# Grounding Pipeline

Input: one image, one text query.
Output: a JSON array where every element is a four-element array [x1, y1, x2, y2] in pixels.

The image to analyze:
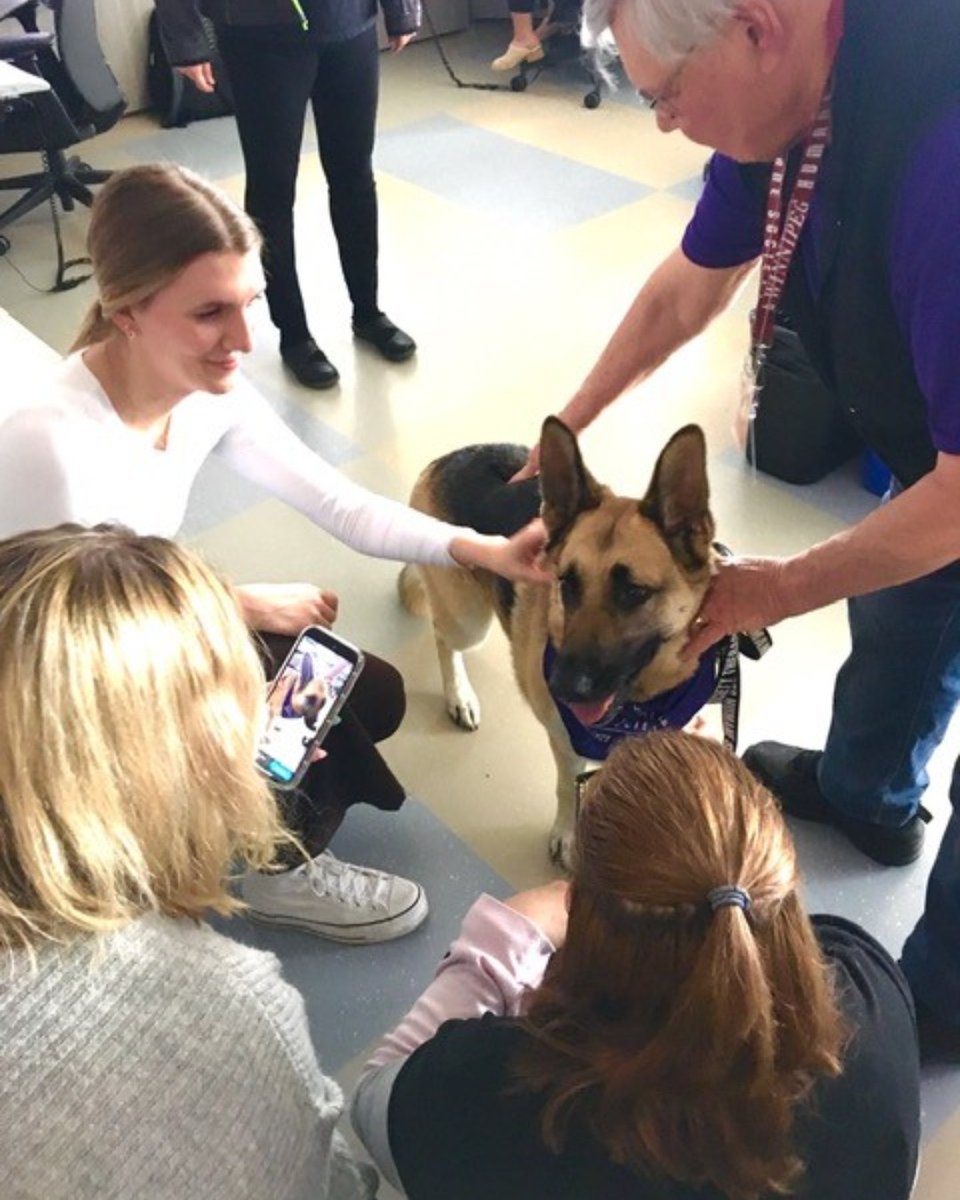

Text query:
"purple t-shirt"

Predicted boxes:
[[681, 103, 960, 454]]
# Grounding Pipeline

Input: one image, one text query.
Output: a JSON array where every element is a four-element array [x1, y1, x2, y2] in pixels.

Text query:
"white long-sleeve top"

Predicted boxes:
[[0, 354, 467, 562], [350, 895, 555, 1190]]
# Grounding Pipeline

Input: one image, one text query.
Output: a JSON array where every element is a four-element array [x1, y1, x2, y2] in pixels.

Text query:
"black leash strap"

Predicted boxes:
[[709, 543, 773, 751], [420, 0, 505, 92]]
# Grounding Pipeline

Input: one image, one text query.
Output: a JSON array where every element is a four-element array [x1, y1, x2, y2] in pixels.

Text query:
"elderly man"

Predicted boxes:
[[516, 0, 960, 1056]]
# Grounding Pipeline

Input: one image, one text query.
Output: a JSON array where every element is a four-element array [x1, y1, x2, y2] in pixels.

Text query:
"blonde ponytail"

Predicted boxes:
[[70, 299, 116, 353]]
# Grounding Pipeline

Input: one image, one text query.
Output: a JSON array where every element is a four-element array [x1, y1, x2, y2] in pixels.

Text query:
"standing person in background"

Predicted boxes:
[[155, 0, 419, 390], [352, 732, 920, 1200], [511, 0, 960, 1056], [0, 163, 549, 946], [0, 525, 376, 1200]]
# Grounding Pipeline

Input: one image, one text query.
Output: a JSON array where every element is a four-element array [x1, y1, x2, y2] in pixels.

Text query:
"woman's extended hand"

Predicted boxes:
[[450, 519, 552, 584], [175, 62, 216, 93], [388, 33, 416, 52], [237, 582, 339, 635], [503, 880, 571, 950]]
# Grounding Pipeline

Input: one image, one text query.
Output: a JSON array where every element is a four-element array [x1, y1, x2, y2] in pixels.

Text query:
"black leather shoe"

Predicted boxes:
[[913, 996, 960, 1064], [281, 338, 339, 389], [352, 312, 416, 363], [742, 741, 930, 867]]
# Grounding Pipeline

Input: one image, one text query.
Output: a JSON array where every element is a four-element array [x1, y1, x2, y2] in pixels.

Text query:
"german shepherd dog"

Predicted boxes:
[[399, 418, 717, 868]]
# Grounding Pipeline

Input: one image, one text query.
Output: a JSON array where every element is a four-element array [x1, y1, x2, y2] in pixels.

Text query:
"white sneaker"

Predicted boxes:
[[242, 851, 428, 944]]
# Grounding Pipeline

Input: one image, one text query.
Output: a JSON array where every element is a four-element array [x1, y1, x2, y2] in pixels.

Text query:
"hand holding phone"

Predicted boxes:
[[256, 626, 365, 789]]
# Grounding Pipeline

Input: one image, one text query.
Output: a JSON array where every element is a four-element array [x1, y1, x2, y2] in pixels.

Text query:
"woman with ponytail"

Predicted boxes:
[[352, 731, 921, 1200]]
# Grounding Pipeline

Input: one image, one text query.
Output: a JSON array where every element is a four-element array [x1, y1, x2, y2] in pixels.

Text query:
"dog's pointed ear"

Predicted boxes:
[[539, 417, 604, 540], [641, 425, 715, 569]]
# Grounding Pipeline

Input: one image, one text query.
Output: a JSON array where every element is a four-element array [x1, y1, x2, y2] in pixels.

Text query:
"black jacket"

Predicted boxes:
[[740, 0, 960, 487], [155, 0, 421, 63], [387, 918, 920, 1200]]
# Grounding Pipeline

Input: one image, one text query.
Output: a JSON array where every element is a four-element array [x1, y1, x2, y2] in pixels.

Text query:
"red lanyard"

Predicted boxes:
[[751, 0, 844, 354], [751, 94, 832, 354]]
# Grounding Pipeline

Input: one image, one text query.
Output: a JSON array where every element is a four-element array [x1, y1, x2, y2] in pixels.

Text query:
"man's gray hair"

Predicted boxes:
[[582, 0, 740, 63]]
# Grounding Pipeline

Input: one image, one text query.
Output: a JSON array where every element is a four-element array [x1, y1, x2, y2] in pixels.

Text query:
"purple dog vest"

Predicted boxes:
[[543, 642, 721, 761]]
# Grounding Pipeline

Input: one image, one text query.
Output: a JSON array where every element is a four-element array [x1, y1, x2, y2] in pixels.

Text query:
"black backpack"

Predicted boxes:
[[746, 318, 861, 485], [147, 11, 234, 128]]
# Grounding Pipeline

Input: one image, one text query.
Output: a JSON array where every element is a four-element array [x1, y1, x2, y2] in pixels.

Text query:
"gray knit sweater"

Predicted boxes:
[[0, 914, 378, 1200]]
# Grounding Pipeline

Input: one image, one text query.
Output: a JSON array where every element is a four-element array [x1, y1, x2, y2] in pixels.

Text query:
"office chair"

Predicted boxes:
[[0, 0, 125, 231], [508, 0, 602, 108]]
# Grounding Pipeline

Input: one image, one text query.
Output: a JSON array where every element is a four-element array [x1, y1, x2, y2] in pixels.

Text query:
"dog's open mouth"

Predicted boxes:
[[563, 695, 617, 726]]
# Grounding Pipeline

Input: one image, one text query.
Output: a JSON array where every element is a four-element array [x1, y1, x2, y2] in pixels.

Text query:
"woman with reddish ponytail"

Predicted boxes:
[[352, 731, 921, 1200]]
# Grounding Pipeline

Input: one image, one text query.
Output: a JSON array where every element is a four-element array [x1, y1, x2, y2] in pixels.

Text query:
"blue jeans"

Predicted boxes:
[[901, 762, 960, 1026], [817, 557, 960, 825], [816, 556, 960, 1027]]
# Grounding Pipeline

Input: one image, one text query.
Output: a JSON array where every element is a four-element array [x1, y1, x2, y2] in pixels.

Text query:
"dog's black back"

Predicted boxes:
[[432, 444, 541, 537]]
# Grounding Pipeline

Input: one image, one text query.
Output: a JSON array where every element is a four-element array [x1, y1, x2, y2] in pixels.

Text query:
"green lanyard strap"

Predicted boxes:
[[289, 0, 309, 30]]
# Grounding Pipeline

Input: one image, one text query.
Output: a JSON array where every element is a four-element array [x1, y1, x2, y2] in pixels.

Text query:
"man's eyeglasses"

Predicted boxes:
[[636, 56, 688, 112]]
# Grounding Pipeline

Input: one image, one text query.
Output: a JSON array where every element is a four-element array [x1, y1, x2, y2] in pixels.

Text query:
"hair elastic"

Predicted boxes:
[[706, 885, 751, 914]]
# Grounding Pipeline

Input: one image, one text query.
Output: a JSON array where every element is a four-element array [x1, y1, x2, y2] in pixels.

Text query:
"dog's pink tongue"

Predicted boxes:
[[565, 696, 615, 726]]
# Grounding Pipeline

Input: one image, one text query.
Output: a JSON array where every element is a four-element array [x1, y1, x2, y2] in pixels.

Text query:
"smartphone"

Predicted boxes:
[[256, 626, 365, 790]]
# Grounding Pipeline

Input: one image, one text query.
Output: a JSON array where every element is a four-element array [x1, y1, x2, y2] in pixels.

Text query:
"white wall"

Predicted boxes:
[[95, 0, 153, 112]]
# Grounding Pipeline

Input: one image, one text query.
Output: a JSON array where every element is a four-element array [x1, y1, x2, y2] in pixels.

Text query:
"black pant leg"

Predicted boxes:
[[311, 25, 381, 319], [217, 32, 316, 346], [258, 633, 407, 859]]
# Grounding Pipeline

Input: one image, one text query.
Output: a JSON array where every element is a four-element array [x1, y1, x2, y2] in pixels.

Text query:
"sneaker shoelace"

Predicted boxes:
[[306, 853, 391, 911]]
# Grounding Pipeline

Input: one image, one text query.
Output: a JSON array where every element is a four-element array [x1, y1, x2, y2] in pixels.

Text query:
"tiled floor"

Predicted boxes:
[[2, 20, 957, 1197]]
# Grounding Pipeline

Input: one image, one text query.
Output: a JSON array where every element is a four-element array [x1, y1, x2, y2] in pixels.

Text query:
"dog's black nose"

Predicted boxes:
[[549, 655, 618, 704], [549, 635, 664, 704]]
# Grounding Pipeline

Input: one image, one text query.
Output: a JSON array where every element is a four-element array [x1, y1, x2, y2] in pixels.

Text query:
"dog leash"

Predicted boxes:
[[421, 0, 505, 92], [710, 542, 772, 752]]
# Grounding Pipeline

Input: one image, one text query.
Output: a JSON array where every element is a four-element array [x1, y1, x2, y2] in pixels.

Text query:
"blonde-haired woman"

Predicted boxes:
[[353, 731, 920, 1200], [0, 162, 548, 945], [0, 525, 375, 1200]]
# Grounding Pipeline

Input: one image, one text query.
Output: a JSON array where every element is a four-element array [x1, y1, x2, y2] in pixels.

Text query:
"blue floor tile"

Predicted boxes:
[[120, 119, 244, 182], [375, 114, 651, 234]]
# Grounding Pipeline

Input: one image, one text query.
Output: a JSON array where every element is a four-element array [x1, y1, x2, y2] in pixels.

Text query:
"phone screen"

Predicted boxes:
[[256, 629, 361, 787]]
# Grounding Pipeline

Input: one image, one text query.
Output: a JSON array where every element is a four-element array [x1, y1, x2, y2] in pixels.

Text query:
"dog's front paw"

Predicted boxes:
[[446, 686, 481, 731], [548, 823, 576, 872]]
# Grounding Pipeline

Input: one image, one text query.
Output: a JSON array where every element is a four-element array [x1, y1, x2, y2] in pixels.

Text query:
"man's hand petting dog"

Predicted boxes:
[[510, 442, 542, 483], [503, 880, 570, 950], [237, 582, 340, 635], [684, 556, 792, 660], [450, 519, 552, 584]]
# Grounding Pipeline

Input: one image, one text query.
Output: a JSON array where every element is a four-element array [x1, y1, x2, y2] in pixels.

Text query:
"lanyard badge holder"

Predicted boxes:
[[739, 95, 833, 465]]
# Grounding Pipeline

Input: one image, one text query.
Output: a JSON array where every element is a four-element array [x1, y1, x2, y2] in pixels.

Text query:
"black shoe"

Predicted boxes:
[[913, 996, 960, 1065], [281, 338, 340, 389], [352, 312, 416, 363], [742, 741, 930, 867]]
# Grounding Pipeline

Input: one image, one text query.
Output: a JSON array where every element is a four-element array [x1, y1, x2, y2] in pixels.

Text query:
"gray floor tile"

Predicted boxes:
[[211, 797, 510, 1073]]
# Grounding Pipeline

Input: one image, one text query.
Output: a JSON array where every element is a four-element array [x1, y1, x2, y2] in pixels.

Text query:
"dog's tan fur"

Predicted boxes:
[[400, 420, 716, 867]]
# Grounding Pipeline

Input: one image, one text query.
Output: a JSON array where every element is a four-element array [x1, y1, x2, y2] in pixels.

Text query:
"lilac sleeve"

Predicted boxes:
[[361, 894, 553, 1072], [681, 153, 765, 269], [889, 103, 960, 456], [350, 895, 554, 1188]]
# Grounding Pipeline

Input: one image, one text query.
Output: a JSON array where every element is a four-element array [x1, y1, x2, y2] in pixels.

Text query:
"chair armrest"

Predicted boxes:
[[0, 32, 53, 60]]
